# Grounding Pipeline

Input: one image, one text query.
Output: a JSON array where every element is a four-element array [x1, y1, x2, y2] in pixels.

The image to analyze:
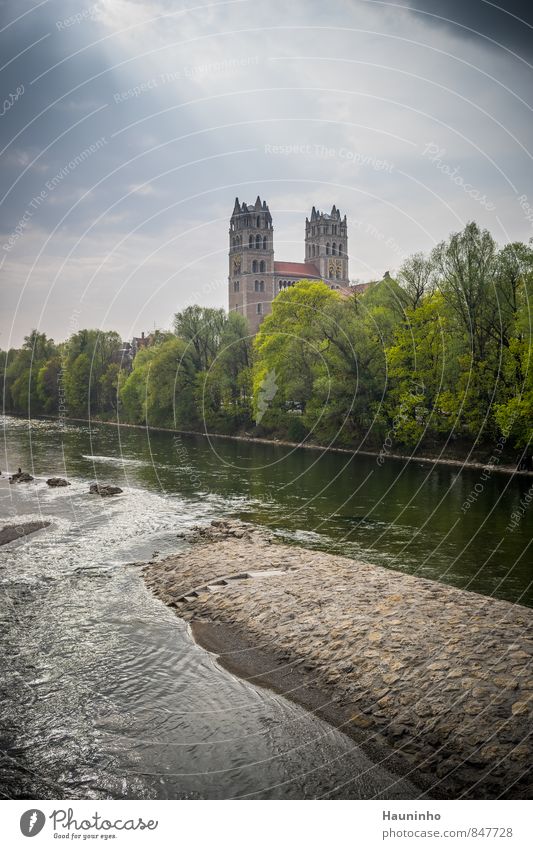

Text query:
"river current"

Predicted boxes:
[[1, 416, 531, 799]]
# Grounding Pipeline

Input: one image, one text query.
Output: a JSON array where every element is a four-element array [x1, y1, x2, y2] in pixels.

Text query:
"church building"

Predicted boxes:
[[228, 196, 351, 333]]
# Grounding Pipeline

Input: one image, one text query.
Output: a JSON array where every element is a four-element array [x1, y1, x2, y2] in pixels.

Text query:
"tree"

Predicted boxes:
[[64, 330, 122, 414], [432, 222, 497, 363], [201, 311, 253, 430], [37, 356, 63, 413], [65, 353, 92, 414], [253, 281, 342, 429], [398, 252, 436, 309], [119, 338, 198, 428], [174, 306, 226, 371], [5, 331, 57, 414], [385, 292, 458, 444]]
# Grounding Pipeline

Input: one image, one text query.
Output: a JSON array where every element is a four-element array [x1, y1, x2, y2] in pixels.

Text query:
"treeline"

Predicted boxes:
[[1, 311, 253, 431], [2, 222, 532, 456]]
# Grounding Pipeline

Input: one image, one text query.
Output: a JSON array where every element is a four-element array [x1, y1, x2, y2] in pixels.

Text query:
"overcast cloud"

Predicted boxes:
[[1, 0, 532, 346]]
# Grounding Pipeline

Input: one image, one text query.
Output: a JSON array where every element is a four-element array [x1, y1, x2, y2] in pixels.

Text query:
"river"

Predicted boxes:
[[1, 416, 531, 800]]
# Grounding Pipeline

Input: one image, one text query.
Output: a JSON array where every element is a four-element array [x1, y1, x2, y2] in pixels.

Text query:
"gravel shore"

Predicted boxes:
[[142, 520, 533, 799]]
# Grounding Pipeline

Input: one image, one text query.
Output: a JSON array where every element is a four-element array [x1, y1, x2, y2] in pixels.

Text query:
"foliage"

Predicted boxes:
[[2, 223, 532, 457]]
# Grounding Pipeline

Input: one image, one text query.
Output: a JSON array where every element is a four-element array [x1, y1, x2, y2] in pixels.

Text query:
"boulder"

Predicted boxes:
[[89, 483, 123, 497], [47, 477, 70, 487], [9, 468, 34, 483]]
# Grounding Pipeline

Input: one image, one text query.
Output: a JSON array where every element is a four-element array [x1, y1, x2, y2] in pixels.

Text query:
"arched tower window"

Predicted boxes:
[[255, 234, 261, 249], [249, 235, 253, 248], [263, 236, 267, 250], [332, 243, 337, 256], [326, 243, 330, 255], [259, 260, 265, 272], [256, 215, 261, 228], [252, 260, 258, 272], [339, 243, 343, 256]]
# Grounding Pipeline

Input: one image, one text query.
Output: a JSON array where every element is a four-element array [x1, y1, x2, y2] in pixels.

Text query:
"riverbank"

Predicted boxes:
[[35, 414, 533, 477], [143, 520, 533, 800]]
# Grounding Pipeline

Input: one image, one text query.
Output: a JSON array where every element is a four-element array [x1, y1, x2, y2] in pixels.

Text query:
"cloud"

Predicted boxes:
[[1, 0, 532, 346], [405, 0, 533, 58]]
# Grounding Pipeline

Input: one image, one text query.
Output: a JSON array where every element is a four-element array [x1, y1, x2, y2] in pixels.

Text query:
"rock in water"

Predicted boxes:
[[9, 469, 34, 483], [89, 483, 123, 497], [47, 477, 70, 487]]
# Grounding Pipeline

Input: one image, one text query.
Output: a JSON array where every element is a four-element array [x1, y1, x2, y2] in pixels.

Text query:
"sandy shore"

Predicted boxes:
[[0, 521, 50, 546], [143, 520, 533, 800]]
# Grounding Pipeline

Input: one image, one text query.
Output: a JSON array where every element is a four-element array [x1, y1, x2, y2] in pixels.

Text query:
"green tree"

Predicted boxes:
[[119, 338, 198, 428], [37, 356, 63, 413], [5, 331, 56, 414], [398, 252, 436, 309], [174, 306, 226, 371], [253, 280, 341, 429], [202, 311, 252, 430]]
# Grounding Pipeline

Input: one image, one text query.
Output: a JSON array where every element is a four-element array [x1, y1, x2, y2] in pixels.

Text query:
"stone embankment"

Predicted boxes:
[[143, 520, 533, 799]]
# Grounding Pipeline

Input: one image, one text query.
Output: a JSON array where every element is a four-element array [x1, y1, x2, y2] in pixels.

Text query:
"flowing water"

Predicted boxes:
[[1, 416, 531, 800]]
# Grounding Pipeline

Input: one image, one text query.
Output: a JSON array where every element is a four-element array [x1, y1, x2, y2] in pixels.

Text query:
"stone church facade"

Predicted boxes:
[[228, 196, 351, 333]]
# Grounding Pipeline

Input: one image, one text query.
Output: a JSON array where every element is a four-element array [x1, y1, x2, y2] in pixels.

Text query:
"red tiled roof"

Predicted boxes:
[[274, 261, 321, 277]]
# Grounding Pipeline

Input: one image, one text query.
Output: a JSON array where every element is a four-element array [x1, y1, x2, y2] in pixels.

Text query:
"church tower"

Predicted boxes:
[[305, 205, 349, 286], [228, 196, 275, 333]]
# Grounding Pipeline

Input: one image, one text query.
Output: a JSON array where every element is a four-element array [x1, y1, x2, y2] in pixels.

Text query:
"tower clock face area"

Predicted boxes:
[[329, 259, 343, 279]]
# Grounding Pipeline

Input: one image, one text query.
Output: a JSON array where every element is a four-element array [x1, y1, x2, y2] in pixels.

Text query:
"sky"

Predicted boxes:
[[1, 0, 532, 347]]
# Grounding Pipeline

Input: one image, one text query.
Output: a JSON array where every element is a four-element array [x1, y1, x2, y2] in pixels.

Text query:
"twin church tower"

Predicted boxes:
[[228, 196, 350, 332]]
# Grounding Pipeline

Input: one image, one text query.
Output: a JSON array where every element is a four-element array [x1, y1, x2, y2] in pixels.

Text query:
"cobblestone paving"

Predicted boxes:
[[143, 520, 533, 798]]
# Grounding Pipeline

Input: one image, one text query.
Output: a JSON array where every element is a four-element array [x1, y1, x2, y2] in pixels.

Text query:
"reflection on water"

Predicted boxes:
[[1, 417, 420, 800]]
